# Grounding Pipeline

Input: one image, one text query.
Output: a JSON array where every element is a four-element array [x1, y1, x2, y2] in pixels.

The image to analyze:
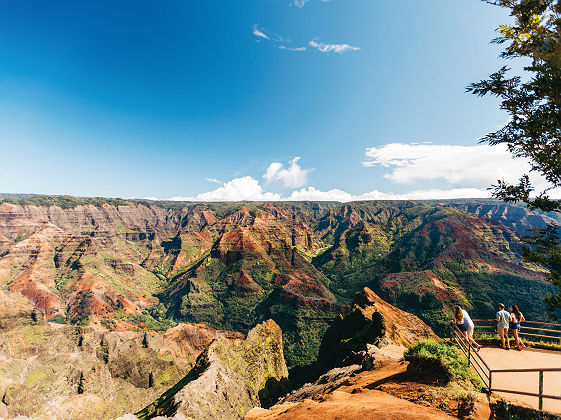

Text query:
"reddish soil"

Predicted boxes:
[[247, 361, 491, 420]]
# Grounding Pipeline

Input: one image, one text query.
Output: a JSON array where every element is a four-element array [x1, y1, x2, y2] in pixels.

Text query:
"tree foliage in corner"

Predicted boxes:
[[468, 0, 561, 316]]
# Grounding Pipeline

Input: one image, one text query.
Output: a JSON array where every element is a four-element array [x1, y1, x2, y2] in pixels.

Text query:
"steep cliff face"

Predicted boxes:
[[0, 202, 176, 322], [292, 287, 437, 386], [248, 288, 454, 420], [0, 289, 242, 419], [137, 319, 288, 420], [0, 198, 555, 366]]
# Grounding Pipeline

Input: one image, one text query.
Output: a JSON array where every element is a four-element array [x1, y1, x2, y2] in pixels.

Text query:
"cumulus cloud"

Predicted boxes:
[[157, 142, 561, 203], [308, 40, 360, 54], [170, 177, 281, 202], [363, 143, 535, 185], [166, 183, 492, 203], [263, 157, 313, 188], [288, 187, 490, 201]]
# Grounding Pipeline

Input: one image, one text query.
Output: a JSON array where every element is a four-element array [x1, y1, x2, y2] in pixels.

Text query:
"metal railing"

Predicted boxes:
[[451, 323, 491, 388], [451, 323, 561, 411], [472, 319, 561, 345]]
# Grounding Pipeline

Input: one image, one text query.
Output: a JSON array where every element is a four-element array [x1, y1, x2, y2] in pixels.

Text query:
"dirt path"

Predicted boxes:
[[246, 362, 479, 420], [478, 347, 561, 414], [245, 388, 455, 420]]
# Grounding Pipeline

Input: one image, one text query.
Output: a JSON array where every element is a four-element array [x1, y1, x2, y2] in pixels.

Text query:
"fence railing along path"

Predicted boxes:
[[472, 318, 561, 345], [451, 323, 561, 412]]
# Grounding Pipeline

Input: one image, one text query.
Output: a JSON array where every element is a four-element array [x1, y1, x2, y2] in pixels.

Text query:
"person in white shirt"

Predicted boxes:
[[454, 305, 481, 350]]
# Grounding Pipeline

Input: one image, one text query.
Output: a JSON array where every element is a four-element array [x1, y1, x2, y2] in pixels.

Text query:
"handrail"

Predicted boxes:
[[471, 318, 561, 345], [450, 322, 561, 411], [491, 367, 561, 373], [451, 323, 491, 387], [476, 325, 561, 334], [472, 319, 561, 328], [491, 389, 561, 401]]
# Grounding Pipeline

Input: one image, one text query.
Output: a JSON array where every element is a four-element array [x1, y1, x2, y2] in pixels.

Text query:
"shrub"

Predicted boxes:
[[404, 339, 478, 385], [48, 314, 67, 324]]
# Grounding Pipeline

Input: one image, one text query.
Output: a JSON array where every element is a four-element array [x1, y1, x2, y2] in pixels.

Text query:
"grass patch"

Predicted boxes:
[[47, 315, 67, 324], [404, 339, 481, 387]]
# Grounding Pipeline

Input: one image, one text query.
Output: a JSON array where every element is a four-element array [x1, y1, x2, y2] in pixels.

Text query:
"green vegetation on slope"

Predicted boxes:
[[405, 339, 480, 387]]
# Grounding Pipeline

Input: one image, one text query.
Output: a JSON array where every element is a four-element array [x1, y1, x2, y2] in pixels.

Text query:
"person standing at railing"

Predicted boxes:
[[510, 304, 526, 351], [454, 305, 481, 350], [496, 303, 511, 350]]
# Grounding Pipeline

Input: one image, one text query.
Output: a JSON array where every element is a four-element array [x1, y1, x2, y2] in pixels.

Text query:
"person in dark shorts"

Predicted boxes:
[[510, 304, 526, 350], [454, 305, 481, 350]]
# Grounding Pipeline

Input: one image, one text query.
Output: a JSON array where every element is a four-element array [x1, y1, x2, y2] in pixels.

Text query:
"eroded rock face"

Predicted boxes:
[[0, 290, 242, 419], [302, 287, 437, 381], [137, 320, 289, 420]]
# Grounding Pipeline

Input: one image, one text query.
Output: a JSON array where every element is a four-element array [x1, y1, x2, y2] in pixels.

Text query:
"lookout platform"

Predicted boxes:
[[478, 347, 561, 413]]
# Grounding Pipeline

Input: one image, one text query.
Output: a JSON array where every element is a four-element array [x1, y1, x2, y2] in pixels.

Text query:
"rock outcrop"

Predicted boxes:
[[289, 287, 438, 388], [137, 320, 288, 420], [317, 287, 437, 371]]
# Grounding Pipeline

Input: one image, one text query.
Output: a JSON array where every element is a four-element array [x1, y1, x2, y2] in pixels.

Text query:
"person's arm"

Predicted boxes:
[[520, 313, 525, 322], [496, 312, 500, 322]]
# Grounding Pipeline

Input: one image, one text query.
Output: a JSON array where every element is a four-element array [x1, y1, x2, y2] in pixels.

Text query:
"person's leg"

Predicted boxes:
[[513, 330, 520, 349], [504, 328, 510, 348], [467, 326, 474, 339], [516, 329, 525, 348], [498, 327, 505, 348], [468, 335, 480, 349]]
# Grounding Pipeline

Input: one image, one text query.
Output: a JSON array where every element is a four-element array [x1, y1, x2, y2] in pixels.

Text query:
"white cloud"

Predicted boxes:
[[206, 177, 222, 184], [290, 0, 331, 7], [289, 187, 490, 201], [309, 40, 360, 54], [164, 185, 491, 203], [279, 45, 307, 52], [363, 143, 534, 186], [252, 25, 270, 40], [253, 25, 355, 56], [170, 177, 281, 202], [156, 142, 561, 203], [263, 157, 313, 188], [291, 0, 309, 7]]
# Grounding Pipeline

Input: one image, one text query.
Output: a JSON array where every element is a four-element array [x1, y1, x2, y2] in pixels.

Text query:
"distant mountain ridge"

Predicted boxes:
[[0, 196, 557, 366]]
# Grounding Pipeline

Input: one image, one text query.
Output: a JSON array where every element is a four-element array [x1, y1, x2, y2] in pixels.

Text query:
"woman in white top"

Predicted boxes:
[[454, 305, 481, 350], [510, 304, 526, 350]]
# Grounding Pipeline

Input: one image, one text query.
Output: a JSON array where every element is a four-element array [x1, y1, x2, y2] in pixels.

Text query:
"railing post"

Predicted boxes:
[[538, 371, 543, 411], [468, 341, 471, 366], [489, 371, 492, 392]]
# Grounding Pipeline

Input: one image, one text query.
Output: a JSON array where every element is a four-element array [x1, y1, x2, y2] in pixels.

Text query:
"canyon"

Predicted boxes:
[[0, 197, 555, 367]]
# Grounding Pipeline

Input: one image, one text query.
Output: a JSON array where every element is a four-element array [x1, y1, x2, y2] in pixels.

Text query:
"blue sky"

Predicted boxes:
[[0, 1, 542, 201]]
